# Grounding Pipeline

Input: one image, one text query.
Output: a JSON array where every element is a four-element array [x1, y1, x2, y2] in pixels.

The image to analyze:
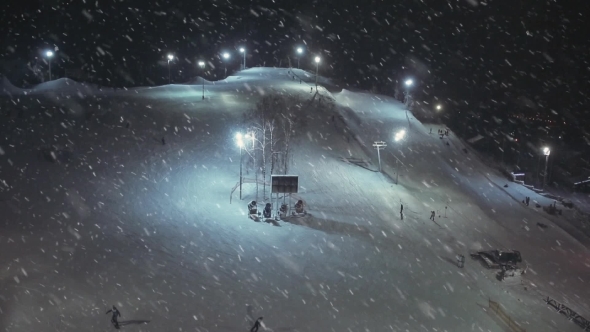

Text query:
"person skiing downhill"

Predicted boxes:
[[106, 305, 121, 328], [250, 317, 263, 332]]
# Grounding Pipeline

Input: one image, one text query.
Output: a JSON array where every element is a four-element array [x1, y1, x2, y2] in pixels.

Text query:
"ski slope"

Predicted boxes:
[[1, 68, 589, 332]]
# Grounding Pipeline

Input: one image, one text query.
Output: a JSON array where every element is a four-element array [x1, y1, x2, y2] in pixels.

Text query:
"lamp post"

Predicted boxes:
[[543, 147, 551, 189], [314, 56, 321, 89], [45, 50, 54, 81], [296, 47, 303, 69], [222, 52, 230, 77], [236, 133, 245, 200], [198, 61, 206, 100], [404, 79, 414, 126], [393, 129, 406, 184], [239, 48, 246, 70], [404, 79, 413, 108], [245, 131, 257, 201], [167, 54, 174, 84]]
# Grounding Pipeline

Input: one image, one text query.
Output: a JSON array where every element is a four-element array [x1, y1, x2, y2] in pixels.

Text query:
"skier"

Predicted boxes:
[[250, 317, 263, 332], [161, 137, 166, 145], [106, 305, 121, 328], [430, 211, 435, 221], [400, 203, 404, 220], [429, 128, 432, 134], [456, 254, 465, 268]]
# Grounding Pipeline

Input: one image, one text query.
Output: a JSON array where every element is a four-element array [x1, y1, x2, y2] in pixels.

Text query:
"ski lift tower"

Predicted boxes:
[[373, 141, 387, 172]]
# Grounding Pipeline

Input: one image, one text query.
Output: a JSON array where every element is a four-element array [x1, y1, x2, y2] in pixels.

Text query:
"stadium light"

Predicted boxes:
[[239, 48, 246, 69], [236, 133, 245, 199], [222, 52, 230, 77], [314, 56, 321, 89], [542, 146, 550, 189], [198, 61, 206, 99], [167, 54, 174, 84], [45, 50, 54, 81], [296, 47, 303, 68]]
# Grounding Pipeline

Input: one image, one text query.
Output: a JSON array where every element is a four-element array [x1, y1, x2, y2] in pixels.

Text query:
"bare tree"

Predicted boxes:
[[243, 93, 308, 199]]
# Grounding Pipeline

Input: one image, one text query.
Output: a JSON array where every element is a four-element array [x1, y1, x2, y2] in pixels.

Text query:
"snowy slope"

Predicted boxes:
[[0, 68, 589, 332]]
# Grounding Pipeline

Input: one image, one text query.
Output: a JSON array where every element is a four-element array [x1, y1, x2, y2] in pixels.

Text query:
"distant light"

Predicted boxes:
[[436, 104, 442, 110], [394, 129, 406, 142], [239, 48, 245, 53], [167, 54, 174, 60], [315, 56, 321, 63], [45, 50, 54, 58], [236, 133, 244, 147], [198, 61, 205, 68], [405, 79, 413, 87], [223, 52, 230, 59], [297, 47, 303, 54], [543, 147, 550, 156]]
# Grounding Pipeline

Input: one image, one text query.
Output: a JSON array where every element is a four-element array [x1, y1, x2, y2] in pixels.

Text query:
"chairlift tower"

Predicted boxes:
[[373, 141, 387, 172]]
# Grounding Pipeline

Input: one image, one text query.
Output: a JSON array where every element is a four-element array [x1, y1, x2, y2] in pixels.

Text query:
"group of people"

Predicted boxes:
[[106, 305, 264, 331], [429, 128, 450, 136], [523, 196, 531, 206]]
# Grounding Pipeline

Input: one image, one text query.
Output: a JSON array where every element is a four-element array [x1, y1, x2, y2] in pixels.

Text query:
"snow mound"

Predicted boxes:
[[183, 76, 214, 85], [30, 78, 96, 92], [0, 76, 22, 95]]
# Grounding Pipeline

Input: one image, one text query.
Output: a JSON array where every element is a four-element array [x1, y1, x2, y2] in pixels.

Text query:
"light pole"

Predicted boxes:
[[45, 50, 54, 81], [393, 129, 406, 184], [245, 131, 257, 201], [222, 52, 230, 77], [404, 79, 413, 127], [314, 56, 321, 89], [198, 61, 206, 100], [239, 47, 246, 70], [404, 79, 413, 108], [543, 147, 550, 189], [237, 133, 244, 200], [167, 54, 174, 84], [296, 47, 303, 69]]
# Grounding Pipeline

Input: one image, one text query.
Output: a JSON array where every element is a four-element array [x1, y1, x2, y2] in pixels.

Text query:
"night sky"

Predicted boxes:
[[1, 0, 589, 133]]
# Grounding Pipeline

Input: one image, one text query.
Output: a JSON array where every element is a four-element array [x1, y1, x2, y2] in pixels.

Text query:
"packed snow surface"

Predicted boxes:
[[1, 68, 589, 331]]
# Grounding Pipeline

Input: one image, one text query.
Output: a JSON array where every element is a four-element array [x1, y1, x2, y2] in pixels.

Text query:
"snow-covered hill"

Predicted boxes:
[[0, 68, 588, 331]]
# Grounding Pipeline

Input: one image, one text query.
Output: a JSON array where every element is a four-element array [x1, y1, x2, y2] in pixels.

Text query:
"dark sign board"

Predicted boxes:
[[271, 175, 299, 193]]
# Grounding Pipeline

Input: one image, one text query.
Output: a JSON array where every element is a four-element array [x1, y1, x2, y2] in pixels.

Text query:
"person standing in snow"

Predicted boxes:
[[400, 204, 404, 220], [456, 254, 465, 268], [106, 305, 121, 328], [250, 317, 263, 332], [430, 211, 435, 221]]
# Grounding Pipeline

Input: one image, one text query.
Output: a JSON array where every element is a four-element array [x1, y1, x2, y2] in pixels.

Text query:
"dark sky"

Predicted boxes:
[[1, 0, 590, 127]]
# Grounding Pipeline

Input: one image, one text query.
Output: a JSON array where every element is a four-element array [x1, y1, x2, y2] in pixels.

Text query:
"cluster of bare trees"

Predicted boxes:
[[241, 93, 309, 199]]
